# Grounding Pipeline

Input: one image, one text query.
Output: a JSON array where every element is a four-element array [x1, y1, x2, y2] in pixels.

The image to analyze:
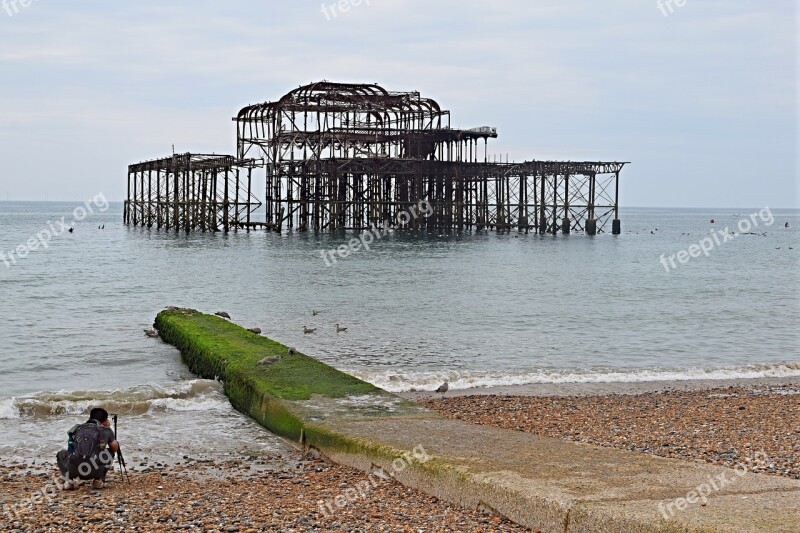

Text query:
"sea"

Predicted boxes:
[[0, 201, 798, 466]]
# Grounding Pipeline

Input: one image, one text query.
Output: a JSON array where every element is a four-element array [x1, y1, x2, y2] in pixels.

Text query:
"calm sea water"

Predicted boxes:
[[0, 201, 798, 461]]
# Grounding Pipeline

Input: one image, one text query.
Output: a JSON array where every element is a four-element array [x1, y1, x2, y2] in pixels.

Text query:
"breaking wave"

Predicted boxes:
[[0, 379, 230, 419], [351, 363, 800, 393]]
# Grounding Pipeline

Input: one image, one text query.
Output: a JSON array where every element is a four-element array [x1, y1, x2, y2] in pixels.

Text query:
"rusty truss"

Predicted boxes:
[[124, 154, 261, 231], [125, 81, 627, 234]]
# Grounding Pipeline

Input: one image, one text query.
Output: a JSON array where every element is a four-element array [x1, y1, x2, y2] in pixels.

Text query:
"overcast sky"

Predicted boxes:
[[0, 1, 796, 207]]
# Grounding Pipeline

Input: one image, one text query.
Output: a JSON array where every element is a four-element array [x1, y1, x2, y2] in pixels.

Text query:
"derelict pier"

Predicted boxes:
[[124, 81, 627, 235]]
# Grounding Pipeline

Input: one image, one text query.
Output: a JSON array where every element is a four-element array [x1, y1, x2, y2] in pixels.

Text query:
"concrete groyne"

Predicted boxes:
[[155, 308, 800, 533]]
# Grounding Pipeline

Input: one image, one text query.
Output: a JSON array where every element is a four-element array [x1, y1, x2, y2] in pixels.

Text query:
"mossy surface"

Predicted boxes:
[[155, 308, 380, 401], [154, 307, 431, 461]]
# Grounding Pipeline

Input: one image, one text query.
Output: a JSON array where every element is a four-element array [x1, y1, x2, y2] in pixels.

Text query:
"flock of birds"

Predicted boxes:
[[64, 225, 104, 233], [143, 308, 451, 394], [143, 309, 349, 341], [300, 309, 348, 334], [208, 309, 350, 336]]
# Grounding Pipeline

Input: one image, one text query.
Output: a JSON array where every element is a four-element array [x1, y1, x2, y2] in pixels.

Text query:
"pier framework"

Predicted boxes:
[[125, 82, 627, 234], [124, 153, 261, 231]]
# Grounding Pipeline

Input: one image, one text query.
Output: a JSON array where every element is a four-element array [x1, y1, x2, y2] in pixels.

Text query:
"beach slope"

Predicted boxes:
[[154, 308, 800, 533]]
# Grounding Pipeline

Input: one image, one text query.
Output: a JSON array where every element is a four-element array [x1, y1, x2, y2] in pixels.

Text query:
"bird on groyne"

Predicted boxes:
[[247, 327, 262, 334], [257, 355, 281, 366], [435, 381, 449, 393], [335, 323, 348, 333], [303, 326, 317, 334], [144, 329, 158, 338], [215, 311, 231, 319]]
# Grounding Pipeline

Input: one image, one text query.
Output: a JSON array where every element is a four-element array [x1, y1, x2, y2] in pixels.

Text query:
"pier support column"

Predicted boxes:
[[612, 170, 620, 235], [586, 219, 597, 236], [562, 218, 571, 234]]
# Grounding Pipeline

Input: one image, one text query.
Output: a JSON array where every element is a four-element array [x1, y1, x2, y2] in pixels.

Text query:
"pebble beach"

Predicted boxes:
[[2, 381, 798, 531], [0, 455, 528, 532], [422, 382, 800, 479]]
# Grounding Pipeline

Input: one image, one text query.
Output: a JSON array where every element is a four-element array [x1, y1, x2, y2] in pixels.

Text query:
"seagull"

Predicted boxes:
[[335, 323, 348, 333], [303, 326, 317, 334], [312, 309, 319, 316], [247, 327, 262, 334], [257, 355, 281, 366], [435, 381, 449, 393], [215, 311, 231, 319], [144, 329, 158, 338]]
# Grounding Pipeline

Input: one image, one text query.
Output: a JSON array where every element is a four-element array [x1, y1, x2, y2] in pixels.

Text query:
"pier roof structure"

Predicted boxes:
[[126, 82, 627, 235]]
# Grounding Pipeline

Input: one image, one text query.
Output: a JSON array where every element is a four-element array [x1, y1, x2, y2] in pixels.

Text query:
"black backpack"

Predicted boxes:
[[70, 423, 102, 465]]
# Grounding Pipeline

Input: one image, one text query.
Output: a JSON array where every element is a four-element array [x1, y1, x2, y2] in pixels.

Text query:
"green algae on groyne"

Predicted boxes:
[[154, 308, 428, 446], [154, 308, 800, 533]]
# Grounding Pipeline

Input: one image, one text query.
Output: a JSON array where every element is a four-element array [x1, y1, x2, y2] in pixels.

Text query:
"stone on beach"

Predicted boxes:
[[0, 457, 526, 532], [422, 383, 800, 479]]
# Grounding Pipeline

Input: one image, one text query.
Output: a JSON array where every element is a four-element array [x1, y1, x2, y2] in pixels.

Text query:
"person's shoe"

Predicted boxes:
[[91, 479, 105, 489]]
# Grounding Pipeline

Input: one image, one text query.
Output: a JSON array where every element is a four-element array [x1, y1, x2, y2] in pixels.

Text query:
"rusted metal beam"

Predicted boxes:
[[126, 82, 626, 235]]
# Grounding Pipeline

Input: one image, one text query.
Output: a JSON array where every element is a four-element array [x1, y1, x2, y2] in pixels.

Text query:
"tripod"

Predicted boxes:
[[111, 414, 132, 484]]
